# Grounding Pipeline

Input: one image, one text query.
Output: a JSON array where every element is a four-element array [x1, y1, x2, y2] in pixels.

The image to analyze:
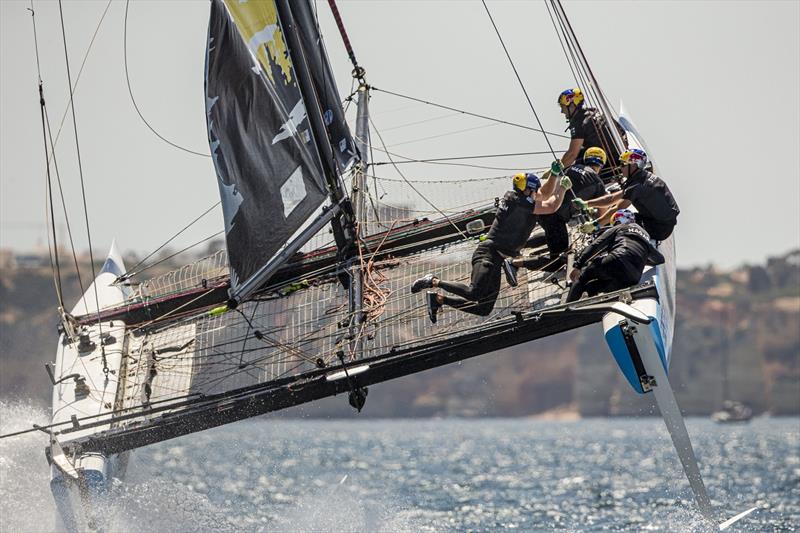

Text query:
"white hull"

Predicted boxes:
[[49, 242, 131, 532]]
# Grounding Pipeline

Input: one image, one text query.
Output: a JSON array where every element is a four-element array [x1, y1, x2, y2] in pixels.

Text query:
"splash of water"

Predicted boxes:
[[0, 403, 423, 532], [0, 400, 56, 533]]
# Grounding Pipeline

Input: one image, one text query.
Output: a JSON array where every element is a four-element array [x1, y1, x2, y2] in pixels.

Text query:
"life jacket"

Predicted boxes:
[[486, 190, 538, 255]]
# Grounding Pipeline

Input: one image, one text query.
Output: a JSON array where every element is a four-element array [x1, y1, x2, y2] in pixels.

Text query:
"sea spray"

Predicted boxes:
[[0, 400, 57, 533]]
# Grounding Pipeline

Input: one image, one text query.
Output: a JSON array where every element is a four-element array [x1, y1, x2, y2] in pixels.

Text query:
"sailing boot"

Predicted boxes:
[[502, 258, 518, 287], [426, 291, 441, 324], [411, 274, 435, 293]]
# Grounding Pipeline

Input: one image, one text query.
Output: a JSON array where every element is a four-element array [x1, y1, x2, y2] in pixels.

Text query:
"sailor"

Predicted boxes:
[[581, 148, 680, 241], [558, 88, 628, 179], [503, 147, 608, 285], [566, 209, 665, 302], [411, 164, 573, 323]]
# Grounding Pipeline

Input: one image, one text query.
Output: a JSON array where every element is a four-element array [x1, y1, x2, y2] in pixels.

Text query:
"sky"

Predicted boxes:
[[1, 0, 798, 269]]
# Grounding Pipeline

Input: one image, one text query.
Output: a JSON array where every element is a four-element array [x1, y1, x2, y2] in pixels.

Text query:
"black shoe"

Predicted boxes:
[[426, 291, 441, 324], [411, 274, 435, 293], [503, 258, 518, 287]]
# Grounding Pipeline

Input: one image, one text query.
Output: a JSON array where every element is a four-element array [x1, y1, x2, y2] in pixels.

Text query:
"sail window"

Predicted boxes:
[[280, 166, 307, 218]]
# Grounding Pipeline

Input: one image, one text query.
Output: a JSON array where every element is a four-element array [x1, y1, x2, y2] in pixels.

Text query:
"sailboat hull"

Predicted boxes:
[[49, 242, 131, 531]]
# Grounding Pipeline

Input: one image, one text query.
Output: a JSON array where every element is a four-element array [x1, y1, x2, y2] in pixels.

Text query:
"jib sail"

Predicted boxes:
[[204, 0, 355, 292]]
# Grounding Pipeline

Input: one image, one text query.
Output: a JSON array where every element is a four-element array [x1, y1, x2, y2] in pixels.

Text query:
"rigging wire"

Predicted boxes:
[[544, 0, 580, 87], [117, 201, 221, 281], [28, 3, 64, 311], [123, 0, 210, 158], [368, 118, 467, 240], [480, 0, 558, 160], [43, 85, 87, 300], [371, 86, 569, 139], [57, 0, 107, 373], [47, 0, 113, 161], [123, 230, 225, 280], [547, 0, 622, 172], [370, 149, 560, 172], [383, 121, 502, 149]]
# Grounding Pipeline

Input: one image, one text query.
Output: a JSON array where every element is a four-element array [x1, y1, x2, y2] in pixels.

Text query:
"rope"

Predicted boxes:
[[480, 0, 558, 160], [326, 0, 362, 75], [123, 0, 210, 157]]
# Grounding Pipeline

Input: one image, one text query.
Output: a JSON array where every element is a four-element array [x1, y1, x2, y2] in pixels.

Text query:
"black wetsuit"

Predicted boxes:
[[537, 164, 606, 256], [437, 190, 537, 316], [568, 106, 628, 180], [622, 169, 680, 241], [566, 223, 665, 302]]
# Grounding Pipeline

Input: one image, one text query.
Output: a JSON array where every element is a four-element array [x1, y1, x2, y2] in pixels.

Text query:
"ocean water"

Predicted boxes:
[[0, 402, 797, 532]]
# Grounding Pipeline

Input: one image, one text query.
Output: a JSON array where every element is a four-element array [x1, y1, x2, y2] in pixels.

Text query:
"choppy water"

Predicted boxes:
[[0, 401, 797, 532]]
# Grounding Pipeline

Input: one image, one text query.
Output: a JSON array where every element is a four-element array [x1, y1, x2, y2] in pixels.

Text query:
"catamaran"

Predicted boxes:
[[2, 0, 757, 530]]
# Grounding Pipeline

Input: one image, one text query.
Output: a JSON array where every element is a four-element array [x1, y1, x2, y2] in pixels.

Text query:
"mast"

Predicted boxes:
[[348, 81, 370, 359]]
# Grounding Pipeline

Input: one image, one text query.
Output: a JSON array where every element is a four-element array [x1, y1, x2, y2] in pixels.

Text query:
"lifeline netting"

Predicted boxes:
[[115, 223, 587, 426]]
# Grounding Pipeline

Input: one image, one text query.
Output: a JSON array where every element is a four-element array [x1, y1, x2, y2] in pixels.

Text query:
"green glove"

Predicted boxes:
[[560, 175, 572, 190], [579, 221, 599, 234], [550, 160, 564, 176], [572, 198, 589, 211]]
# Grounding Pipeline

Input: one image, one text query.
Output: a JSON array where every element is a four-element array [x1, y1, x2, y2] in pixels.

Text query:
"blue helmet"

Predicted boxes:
[[512, 172, 541, 192]]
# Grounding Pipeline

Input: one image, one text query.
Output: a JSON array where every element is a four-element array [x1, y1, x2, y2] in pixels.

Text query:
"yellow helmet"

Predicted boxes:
[[583, 147, 607, 166], [557, 88, 584, 107], [513, 172, 541, 192]]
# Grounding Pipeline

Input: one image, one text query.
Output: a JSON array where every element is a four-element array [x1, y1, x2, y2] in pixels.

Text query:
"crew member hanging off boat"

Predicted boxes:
[[566, 209, 665, 302], [558, 88, 628, 180], [581, 149, 680, 241], [504, 146, 608, 283], [410, 163, 573, 323]]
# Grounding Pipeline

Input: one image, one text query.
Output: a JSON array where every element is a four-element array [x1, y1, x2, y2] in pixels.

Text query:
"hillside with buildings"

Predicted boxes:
[[1, 247, 797, 417]]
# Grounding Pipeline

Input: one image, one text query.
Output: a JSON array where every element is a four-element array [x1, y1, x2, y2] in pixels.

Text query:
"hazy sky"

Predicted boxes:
[[1, 0, 798, 269]]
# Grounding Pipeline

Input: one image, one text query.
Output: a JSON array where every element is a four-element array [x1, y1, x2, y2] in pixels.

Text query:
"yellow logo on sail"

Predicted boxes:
[[224, 0, 293, 85]]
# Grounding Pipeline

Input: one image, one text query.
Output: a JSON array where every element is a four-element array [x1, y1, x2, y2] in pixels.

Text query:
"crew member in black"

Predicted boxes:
[[411, 164, 573, 323], [557, 88, 628, 180], [501, 147, 608, 286], [582, 148, 680, 241], [566, 209, 665, 303]]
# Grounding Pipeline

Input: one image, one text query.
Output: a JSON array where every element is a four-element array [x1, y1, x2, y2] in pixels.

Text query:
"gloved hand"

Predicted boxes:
[[550, 160, 564, 176], [572, 198, 590, 211], [569, 268, 581, 282], [579, 220, 599, 234], [560, 175, 572, 190]]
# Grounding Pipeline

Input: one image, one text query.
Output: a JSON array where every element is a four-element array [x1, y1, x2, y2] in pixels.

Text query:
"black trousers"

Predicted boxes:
[[437, 242, 502, 316], [537, 213, 570, 256], [566, 254, 642, 303]]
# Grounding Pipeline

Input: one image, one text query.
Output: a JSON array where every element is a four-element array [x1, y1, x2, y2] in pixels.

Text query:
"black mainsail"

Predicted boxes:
[[205, 0, 355, 294]]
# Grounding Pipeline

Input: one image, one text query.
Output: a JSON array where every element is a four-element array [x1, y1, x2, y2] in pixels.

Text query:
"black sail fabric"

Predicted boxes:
[[288, 0, 357, 174], [204, 0, 352, 290]]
